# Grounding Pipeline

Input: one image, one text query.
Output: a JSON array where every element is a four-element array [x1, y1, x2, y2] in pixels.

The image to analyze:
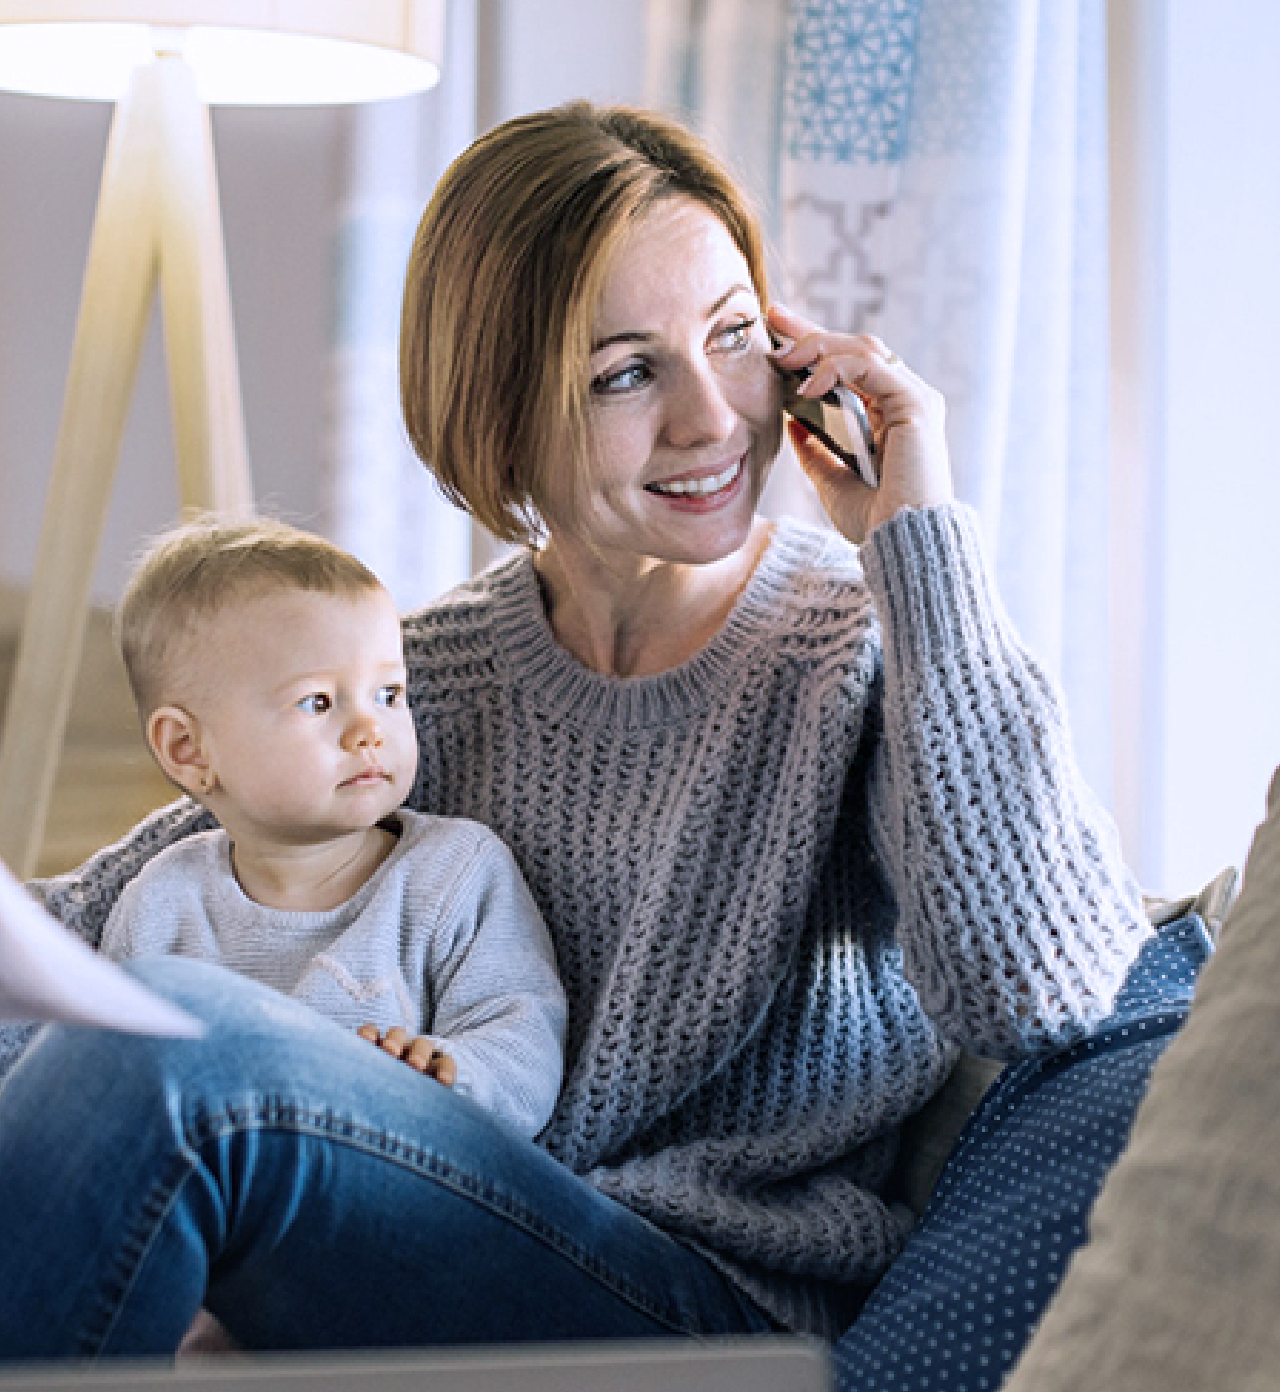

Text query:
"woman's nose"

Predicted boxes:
[[665, 362, 737, 448]]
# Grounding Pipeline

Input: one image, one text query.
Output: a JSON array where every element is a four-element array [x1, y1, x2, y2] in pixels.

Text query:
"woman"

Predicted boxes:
[[0, 103, 1151, 1364]]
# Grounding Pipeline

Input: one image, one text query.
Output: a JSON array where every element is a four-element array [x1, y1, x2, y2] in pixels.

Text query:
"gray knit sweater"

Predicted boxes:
[[98, 810, 566, 1139], [24, 504, 1150, 1338]]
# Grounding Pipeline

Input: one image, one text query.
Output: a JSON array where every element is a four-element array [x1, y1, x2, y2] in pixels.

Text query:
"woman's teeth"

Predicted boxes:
[[649, 459, 741, 497]]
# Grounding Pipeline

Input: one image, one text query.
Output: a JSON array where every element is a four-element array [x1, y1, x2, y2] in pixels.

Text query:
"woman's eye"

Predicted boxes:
[[375, 684, 404, 709], [297, 693, 331, 714], [590, 359, 653, 397], [714, 317, 756, 353]]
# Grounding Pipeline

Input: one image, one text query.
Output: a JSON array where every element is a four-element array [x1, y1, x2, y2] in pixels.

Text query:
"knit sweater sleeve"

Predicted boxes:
[[420, 829, 567, 1138], [860, 503, 1150, 1058], [28, 797, 215, 948]]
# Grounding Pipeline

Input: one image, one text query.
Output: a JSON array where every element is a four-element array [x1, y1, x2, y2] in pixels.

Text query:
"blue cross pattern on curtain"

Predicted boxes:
[[649, 0, 1115, 807]]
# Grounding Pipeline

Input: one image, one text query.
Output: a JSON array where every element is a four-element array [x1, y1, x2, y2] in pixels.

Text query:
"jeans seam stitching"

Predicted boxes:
[[79, 1152, 197, 1356], [186, 1101, 697, 1337]]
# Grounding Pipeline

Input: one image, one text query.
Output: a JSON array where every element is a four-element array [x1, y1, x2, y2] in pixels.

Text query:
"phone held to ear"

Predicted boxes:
[[772, 337, 879, 489]]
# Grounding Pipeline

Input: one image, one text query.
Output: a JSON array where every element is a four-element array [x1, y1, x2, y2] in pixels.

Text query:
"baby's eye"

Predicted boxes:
[[590, 359, 654, 397], [297, 693, 332, 714], [375, 684, 404, 709]]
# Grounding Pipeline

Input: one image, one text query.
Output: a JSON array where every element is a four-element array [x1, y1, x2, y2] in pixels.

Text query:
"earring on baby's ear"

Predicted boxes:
[[200, 771, 218, 796]]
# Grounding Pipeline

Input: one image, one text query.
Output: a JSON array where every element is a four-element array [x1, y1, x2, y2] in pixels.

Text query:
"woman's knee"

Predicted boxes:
[[4, 960, 332, 1144]]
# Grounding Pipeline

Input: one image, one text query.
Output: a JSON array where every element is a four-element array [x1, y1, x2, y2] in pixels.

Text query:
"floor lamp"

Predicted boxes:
[[0, 3, 445, 877]]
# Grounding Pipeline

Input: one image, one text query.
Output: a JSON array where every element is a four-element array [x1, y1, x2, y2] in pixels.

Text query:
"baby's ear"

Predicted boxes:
[[147, 706, 214, 798]]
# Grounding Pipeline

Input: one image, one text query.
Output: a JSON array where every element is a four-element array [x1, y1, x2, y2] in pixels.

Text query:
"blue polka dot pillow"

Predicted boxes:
[[834, 915, 1211, 1392]]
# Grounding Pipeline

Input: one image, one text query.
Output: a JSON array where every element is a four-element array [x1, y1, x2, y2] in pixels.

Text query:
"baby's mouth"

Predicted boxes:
[[342, 766, 388, 787]]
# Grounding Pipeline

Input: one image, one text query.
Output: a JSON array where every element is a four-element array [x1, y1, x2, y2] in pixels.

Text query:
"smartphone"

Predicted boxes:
[[772, 340, 879, 488]]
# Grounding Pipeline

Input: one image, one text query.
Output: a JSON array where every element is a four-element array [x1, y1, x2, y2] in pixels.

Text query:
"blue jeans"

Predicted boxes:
[[0, 958, 771, 1361]]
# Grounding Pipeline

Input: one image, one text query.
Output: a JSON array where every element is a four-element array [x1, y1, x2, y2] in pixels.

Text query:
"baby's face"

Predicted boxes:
[[190, 586, 417, 844]]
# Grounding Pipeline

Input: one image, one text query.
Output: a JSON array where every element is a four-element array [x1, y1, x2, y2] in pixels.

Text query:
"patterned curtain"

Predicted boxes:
[[321, 19, 477, 613], [648, 0, 1115, 803]]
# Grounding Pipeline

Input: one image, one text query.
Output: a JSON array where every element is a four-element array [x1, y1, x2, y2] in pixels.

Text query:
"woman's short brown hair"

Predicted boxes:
[[399, 102, 769, 545]]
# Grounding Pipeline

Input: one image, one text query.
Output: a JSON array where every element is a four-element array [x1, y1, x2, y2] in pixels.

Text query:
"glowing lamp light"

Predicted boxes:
[[0, 5, 443, 105], [0, 2, 446, 876]]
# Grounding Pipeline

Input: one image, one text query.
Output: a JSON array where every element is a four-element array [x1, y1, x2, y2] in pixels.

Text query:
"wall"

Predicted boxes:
[[0, 0, 647, 605], [1156, 0, 1280, 892], [3, 2, 1272, 893], [478, 0, 646, 127], [0, 91, 340, 603]]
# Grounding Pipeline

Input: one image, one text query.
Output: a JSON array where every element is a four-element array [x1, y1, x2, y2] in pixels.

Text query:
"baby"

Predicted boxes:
[[100, 515, 565, 1138]]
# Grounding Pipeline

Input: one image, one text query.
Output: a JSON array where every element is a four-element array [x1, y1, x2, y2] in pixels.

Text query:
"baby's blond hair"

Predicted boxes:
[[117, 515, 384, 719]]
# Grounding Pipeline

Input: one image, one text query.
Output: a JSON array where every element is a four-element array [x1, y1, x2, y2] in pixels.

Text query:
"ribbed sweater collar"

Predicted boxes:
[[484, 518, 828, 731]]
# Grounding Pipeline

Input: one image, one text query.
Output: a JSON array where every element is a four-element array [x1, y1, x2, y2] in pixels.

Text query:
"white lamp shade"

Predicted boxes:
[[0, 1, 445, 104]]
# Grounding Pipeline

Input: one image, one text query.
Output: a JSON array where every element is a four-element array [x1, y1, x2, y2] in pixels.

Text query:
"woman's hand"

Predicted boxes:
[[767, 303, 952, 544], [357, 1024, 457, 1086]]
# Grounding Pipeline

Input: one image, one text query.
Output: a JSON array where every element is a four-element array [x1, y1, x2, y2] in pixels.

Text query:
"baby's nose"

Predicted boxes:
[[344, 714, 383, 750]]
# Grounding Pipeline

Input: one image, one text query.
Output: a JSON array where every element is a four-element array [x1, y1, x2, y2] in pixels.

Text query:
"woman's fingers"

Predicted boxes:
[[766, 300, 824, 349], [768, 304, 903, 397], [768, 302, 952, 540]]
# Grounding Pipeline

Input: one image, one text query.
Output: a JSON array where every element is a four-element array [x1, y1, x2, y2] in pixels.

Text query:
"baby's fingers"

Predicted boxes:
[[357, 1027, 454, 1085], [428, 1052, 457, 1087], [402, 1035, 436, 1072], [403, 1035, 455, 1086], [376, 1025, 412, 1060]]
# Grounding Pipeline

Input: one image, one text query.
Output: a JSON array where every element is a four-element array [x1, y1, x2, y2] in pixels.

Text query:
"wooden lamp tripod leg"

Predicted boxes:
[[154, 53, 252, 514], [0, 55, 252, 878]]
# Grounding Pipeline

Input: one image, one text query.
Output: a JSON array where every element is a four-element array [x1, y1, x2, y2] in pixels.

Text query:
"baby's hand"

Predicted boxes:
[[357, 1024, 457, 1086]]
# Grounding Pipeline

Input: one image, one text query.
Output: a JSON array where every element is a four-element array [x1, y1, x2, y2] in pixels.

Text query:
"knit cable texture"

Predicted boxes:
[[27, 504, 1150, 1337]]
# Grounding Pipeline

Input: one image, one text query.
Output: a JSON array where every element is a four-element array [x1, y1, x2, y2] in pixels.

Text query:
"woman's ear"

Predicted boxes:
[[146, 706, 216, 798]]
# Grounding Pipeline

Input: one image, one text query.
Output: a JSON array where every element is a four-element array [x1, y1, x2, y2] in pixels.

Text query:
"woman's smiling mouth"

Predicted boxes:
[[646, 456, 744, 499]]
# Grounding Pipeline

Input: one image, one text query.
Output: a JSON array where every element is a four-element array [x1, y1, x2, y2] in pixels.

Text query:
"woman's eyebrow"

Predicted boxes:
[[590, 283, 755, 354], [591, 327, 655, 353]]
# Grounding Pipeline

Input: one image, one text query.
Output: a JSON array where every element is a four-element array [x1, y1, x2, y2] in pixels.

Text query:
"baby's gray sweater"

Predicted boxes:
[[98, 810, 566, 1139], [26, 504, 1150, 1338]]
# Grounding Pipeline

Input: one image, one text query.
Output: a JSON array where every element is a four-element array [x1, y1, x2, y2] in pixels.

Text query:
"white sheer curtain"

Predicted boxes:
[[320, 3, 479, 612], [648, 0, 1115, 804]]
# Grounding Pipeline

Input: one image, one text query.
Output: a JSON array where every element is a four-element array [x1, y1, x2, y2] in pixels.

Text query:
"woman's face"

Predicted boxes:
[[541, 196, 783, 569]]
